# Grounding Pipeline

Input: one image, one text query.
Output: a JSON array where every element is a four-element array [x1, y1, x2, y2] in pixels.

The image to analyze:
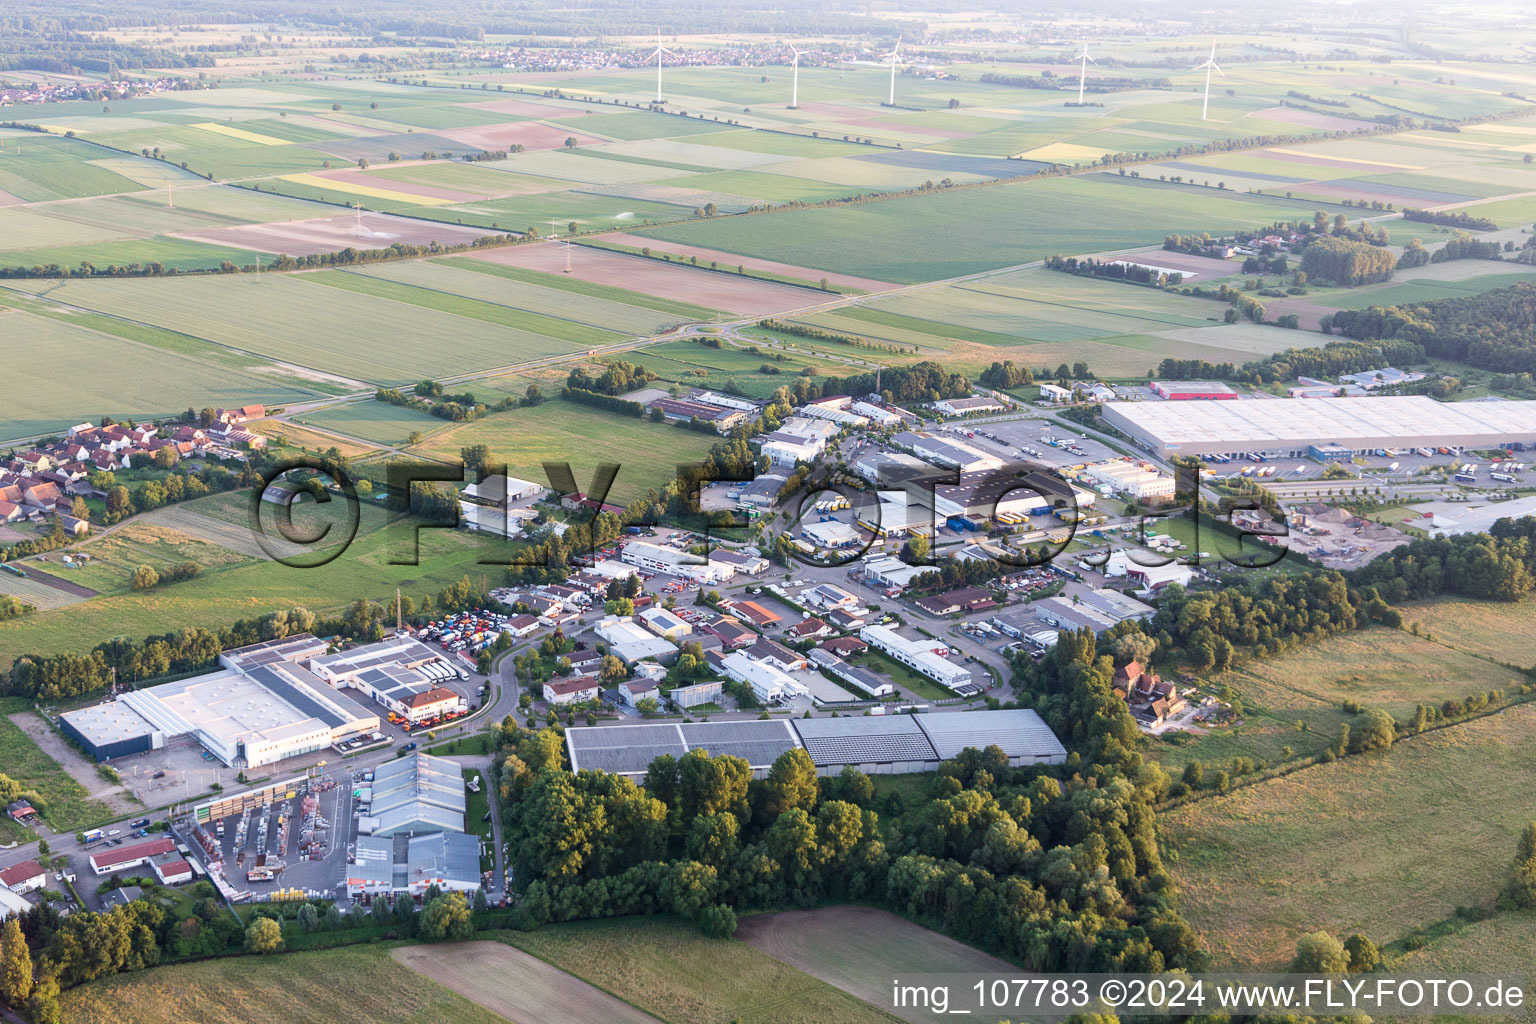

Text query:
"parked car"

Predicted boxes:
[[129, 818, 150, 829]]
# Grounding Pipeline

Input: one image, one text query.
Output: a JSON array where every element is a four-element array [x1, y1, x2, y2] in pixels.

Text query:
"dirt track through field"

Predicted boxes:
[[738, 907, 1019, 1024], [391, 942, 664, 1024]]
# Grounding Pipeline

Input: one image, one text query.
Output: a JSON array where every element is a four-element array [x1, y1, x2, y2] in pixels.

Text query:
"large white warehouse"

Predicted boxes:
[[1102, 396, 1536, 459]]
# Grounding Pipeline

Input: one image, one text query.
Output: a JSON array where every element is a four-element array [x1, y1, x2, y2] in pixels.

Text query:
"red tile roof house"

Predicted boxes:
[[20, 481, 61, 508], [0, 859, 46, 894], [785, 617, 832, 640], [0, 501, 22, 524], [818, 636, 869, 657]]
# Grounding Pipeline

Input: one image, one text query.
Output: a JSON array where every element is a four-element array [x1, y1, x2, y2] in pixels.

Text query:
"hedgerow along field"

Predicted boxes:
[[1163, 702, 1536, 970], [58, 943, 508, 1024]]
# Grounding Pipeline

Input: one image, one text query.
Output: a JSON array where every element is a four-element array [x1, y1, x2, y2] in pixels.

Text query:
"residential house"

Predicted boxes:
[[543, 675, 600, 705], [785, 617, 832, 641], [0, 860, 46, 894]]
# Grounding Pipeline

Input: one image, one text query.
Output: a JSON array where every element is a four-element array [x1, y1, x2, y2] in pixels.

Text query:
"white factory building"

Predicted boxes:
[[309, 635, 467, 725], [1080, 460, 1176, 500], [721, 650, 810, 704], [621, 540, 736, 583], [1102, 395, 1536, 459], [61, 635, 382, 769], [596, 615, 678, 663], [859, 624, 978, 695], [893, 431, 1004, 473]]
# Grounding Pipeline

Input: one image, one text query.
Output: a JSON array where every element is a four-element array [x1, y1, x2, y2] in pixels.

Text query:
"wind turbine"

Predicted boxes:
[[649, 30, 676, 103], [1195, 42, 1224, 121], [787, 44, 806, 109], [1074, 43, 1097, 106], [882, 35, 903, 106]]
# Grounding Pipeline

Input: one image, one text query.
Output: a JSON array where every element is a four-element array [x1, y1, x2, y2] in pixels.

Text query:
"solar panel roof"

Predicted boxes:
[[791, 715, 939, 766]]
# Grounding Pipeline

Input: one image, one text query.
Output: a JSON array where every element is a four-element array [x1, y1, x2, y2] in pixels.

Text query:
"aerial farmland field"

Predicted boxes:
[[407, 400, 720, 504], [0, 273, 596, 385], [635, 175, 1358, 283], [0, 309, 317, 440], [59, 944, 508, 1024]]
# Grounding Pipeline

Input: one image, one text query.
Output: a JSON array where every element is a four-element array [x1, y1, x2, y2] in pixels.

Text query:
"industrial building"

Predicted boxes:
[[933, 396, 1006, 416], [863, 555, 928, 589], [596, 615, 678, 663], [638, 606, 692, 639], [621, 540, 735, 583], [1103, 396, 1536, 459], [310, 635, 467, 725], [859, 624, 979, 695], [564, 709, 1066, 778], [460, 474, 543, 505], [89, 837, 177, 875], [1150, 380, 1239, 401], [892, 431, 1004, 473], [62, 635, 380, 768], [668, 680, 723, 709], [1080, 460, 1176, 501], [346, 831, 481, 898], [358, 752, 466, 837]]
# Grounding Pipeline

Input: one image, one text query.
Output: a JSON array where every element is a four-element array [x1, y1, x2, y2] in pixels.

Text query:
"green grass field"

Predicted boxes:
[[0, 274, 591, 385], [58, 943, 508, 1024], [1148, 628, 1526, 772], [0, 696, 113, 839], [0, 307, 317, 442], [1164, 702, 1536, 969], [1397, 599, 1536, 667], [344, 259, 691, 335], [500, 917, 899, 1024], [44, 522, 254, 596], [301, 270, 627, 347], [296, 400, 448, 446], [635, 176, 1357, 283], [409, 400, 720, 505], [0, 132, 150, 201]]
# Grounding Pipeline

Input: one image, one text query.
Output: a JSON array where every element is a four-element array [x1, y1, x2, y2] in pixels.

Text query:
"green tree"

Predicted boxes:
[[1349, 708, 1396, 753], [1343, 933, 1381, 972], [1290, 930, 1348, 973], [697, 903, 737, 937], [1, 915, 32, 1007], [245, 917, 283, 954], [131, 565, 160, 590], [297, 902, 319, 933], [420, 892, 474, 941], [759, 748, 819, 823], [1502, 822, 1536, 909]]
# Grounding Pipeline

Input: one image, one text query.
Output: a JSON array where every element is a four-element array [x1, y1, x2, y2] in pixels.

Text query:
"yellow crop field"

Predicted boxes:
[[190, 122, 290, 146], [1266, 147, 1424, 169], [1018, 142, 1111, 162], [279, 173, 456, 206]]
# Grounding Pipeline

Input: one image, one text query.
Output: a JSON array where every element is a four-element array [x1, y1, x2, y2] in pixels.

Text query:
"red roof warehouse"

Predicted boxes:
[[1150, 380, 1238, 401], [89, 837, 175, 875]]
